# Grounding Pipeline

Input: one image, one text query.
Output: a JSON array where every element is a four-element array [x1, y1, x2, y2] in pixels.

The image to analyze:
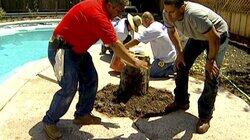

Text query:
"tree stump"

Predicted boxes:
[[116, 55, 150, 103]]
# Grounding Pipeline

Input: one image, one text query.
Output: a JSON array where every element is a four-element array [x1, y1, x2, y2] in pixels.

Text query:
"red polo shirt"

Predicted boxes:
[[54, 0, 117, 54]]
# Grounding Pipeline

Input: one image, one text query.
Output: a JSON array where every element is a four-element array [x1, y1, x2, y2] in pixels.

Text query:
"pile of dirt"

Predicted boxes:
[[94, 84, 173, 120]]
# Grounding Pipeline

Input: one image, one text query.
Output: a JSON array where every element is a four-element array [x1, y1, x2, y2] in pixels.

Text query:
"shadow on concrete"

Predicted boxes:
[[133, 111, 198, 140], [108, 71, 121, 78], [100, 121, 120, 129], [29, 120, 94, 140], [29, 119, 121, 140], [189, 77, 203, 84], [149, 77, 172, 81], [194, 88, 203, 94], [92, 132, 148, 140], [243, 106, 250, 112], [100, 54, 112, 63]]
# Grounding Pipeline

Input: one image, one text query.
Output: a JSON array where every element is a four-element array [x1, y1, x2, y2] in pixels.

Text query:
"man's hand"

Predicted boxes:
[[175, 52, 186, 69], [110, 40, 148, 70], [134, 59, 148, 69], [125, 58, 148, 69], [205, 59, 219, 79]]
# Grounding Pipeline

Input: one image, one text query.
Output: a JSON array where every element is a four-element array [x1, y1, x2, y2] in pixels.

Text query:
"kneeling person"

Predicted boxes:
[[125, 11, 176, 78], [110, 14, 142, 73]]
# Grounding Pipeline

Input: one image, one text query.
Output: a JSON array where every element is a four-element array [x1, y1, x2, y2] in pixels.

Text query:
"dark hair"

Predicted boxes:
[[106, 0, 129, 6], [164, 0, 184, 8]]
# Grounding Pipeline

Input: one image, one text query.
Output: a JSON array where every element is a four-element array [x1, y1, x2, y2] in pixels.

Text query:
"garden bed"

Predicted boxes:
[[190, 45, 250, 104]]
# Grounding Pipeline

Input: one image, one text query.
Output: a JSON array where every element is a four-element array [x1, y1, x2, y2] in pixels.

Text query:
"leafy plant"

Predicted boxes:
[[26, 0, 39, 17], [0, 7, 6, 20], [33, 0, 39, 13]]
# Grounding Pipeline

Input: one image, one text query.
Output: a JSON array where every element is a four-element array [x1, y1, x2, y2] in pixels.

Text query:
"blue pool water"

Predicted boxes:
[[0, 24, 55, 83]]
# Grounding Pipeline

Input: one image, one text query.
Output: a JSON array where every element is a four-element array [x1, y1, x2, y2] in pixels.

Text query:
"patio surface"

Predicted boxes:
[[0, 42, 249, 140]]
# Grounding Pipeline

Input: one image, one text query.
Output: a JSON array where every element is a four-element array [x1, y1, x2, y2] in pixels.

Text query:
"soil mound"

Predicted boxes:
[[94, 84, 173, 120]]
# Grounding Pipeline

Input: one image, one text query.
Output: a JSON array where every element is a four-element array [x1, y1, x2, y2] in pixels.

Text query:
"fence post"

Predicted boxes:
[[55, 0, 58, 16]]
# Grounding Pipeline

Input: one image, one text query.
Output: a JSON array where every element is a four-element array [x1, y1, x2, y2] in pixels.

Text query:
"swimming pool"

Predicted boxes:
[[0, 20, 59, 84]]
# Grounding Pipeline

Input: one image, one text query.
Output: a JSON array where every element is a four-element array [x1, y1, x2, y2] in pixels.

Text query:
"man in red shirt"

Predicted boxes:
[[42, 0, 148, 139]]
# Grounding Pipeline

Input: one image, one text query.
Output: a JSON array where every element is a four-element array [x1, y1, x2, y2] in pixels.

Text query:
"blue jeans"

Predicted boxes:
[[174, 37, 228, 120], [43, 40, 98, 124], [150, 59, 175, 78]]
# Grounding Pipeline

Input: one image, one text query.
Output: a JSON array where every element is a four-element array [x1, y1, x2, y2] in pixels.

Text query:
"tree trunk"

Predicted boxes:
[[116, 55, 150, 103]]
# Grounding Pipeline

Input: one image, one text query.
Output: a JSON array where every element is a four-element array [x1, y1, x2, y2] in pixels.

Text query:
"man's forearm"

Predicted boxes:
[[110, 41, 136, 66], [207, 40, 219, 61], [205, 27, 220, 61], [168, 28, 183, 54], [124, 39, 140, 49]]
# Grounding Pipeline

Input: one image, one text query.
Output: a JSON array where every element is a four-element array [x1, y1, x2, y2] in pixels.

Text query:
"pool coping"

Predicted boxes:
[[0, 19, 61, 27], [0, 19, 61, 110]]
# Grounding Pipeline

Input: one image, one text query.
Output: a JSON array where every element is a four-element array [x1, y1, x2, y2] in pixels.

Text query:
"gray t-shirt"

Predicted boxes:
[[163, 1, 228, 40]]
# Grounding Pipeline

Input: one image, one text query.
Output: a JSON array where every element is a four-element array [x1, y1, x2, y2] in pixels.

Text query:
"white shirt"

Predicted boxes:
[[137, 21, 176, 63], [112, 18, 129, 42]]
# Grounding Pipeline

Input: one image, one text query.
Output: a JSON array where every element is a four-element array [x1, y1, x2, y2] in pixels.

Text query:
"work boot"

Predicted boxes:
[[164, 102, 189, 114], [43, 123, 62, 140], [73, 113, 101, 125], [196, 118, 210, 134]]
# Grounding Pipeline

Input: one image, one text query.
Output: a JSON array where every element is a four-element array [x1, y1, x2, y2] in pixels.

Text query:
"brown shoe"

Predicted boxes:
[[73, 113, 101, 125], [196, 118, 210, 134], [164, 102, 189, 114], [43, 123, 62, 140]]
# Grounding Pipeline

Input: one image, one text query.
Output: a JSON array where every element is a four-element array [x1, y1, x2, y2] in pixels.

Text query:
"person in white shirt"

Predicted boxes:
[[125, 11, 176, 78], [101, 14, 142, 54], [112, 14, 140, 43], [109, 14, 142, 73]]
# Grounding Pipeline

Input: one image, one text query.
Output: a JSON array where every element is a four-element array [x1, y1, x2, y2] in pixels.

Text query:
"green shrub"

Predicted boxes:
[[0, 7, 6, 20]]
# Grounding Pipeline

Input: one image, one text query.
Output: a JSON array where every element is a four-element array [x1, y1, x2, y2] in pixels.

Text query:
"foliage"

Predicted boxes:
[[25, 0, 39, 16], [0, 7, 6, 20]]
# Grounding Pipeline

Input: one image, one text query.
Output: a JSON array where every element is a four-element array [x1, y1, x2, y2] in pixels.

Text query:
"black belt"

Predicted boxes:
[[50, 35, 85, 57], [51, 35, 70, 50]]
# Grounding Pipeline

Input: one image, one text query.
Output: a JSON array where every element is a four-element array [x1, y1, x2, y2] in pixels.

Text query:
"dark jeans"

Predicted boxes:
[[174, 37, 228, 120], [43, 39, 98, 124], [150, 59, 175, 78]]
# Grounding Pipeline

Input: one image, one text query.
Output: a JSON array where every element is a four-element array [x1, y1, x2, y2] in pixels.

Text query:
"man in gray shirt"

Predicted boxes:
[[163, 0, 229, 134]]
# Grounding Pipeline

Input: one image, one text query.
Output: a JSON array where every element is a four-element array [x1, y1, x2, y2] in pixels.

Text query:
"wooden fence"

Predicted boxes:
[[191, 0, 250, 38], [217, 10, 250, 38], [0, 0, 81, 13]]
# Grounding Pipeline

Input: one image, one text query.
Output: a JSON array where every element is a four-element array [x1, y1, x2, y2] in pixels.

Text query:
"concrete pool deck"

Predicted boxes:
[[0, 43, 249, 139]]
